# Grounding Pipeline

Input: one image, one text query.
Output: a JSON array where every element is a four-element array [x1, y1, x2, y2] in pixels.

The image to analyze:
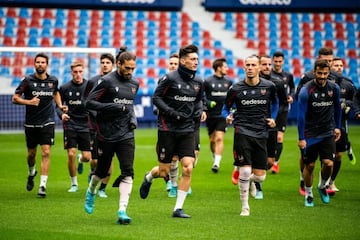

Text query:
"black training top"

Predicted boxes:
[[153, 65, 204, 133], [14, 73, 59, 127], [57, 79, 89, 132], [86, 70, 139, 142], [203, 74, 232, 119]]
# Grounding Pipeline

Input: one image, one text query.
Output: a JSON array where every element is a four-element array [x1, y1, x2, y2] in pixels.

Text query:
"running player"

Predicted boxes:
[[203, 58, 232, 173], [84, 47, 139, 224], [57, 61, 91, 193], [222, 55, 278, 216], [297, 59, 341, 207], [85, 53, 115, 198], [12, 52, 65, 198], [139, 44, 204, 218], [270, 51, 295, 174]]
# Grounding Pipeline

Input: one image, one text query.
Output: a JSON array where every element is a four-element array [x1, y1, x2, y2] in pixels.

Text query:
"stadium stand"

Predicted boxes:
[[0, 7, 359, 90]]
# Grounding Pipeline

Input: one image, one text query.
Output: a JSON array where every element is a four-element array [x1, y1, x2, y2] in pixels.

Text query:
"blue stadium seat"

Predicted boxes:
[[170, 12, 178, 21], [25, 67, 33, 75], [5, 17, 15, 28], [19, 8, 29, 18], [334, 13, 343, 22], [52, 37, 63, 47], [3, 26, 14, 37], [213, 40, 222, 49], [148, 20, 157, 31], [147, 39, 157, 48], [268, 38, 278, 51], [137, 11, 146, 20], [224, 19, 234, 30], [313, 31, 322, 41], [124, 29, 133, 38], [125, 11, 134, 20], [42, 18, 52, 28], [56, 9, 65, 19], [158, 49, 168, 58], [41, 27, 51, 38], [301, 13, 310, 23], [135, 68, 144, 77], [237, 68, 245, 80], [28, 28, 38, 38], [146, 58, 156, 68], [79, 9, 88, 20], [246, 12, 255, 23], [0, 66, 10, 77], [269, 28, 277, 40], [290, 13, 299, 24], [100, 38, 110, 48], [76, 37, 87, 47], [27, 36, 38, 47], [346, 38, 356, 49], [303, 58, 312, 71], [78, 18, 88, 29], [336, 47, 346, 58], [202, 49, 212, 58], [100, 29, 111, 39], [224, 12, 233, 22], [225, 49, 233, 59], [12, 77, 22, 87], [158, 68, 167, 77], [0, 7, 4, 18], [54, 18, 64, 28], [291, 47, 300, 58], [51, 57, 61, 69], [102, 18, 112, 29], [77, 29, 87, 38], [103, 10, 112, 21], [203, 68, 213, 77]]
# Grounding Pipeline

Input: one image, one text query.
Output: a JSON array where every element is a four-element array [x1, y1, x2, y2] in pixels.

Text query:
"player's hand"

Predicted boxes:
[[29, 96, 40, 106], [226, 113, 233, 125], [334, 128, 341, 142], [62, 113, 70, 122], [298, 140, 306, 149], [61, 105, 69, 113], [200, 112, 207, 122], [287, 95, 293, 104], [266, 118, 276, 128]]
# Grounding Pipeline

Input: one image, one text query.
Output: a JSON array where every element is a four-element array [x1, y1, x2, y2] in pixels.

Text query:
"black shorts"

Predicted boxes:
[[233, 134, 268, 170], [194, 128, 200, 151], [267, 130, 277, 158], [95, 138, 135, 179], [206, 117, 227, 136], [63, 129, 91, 151], [276, 111, 288, 132], [157, 131, 195, 164], [90, 130, 98, 159], [303, 136, 336, 164], [336, 128, 349, 153], [25, 124, 55, 149]]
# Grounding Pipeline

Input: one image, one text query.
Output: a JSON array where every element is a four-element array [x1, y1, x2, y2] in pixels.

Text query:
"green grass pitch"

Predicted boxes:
[[0, 125, 359, 240]]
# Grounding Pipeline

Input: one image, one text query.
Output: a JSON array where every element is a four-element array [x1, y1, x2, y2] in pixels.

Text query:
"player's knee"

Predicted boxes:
[[252, 174, 266, 183], [306, 162, 315, 170], [122, 176, 133, 184], [239, 167, 251, 180]]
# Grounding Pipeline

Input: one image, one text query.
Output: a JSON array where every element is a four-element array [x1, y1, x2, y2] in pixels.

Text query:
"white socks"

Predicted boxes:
[[119, 176, 133, 212], [40, 175, 48, 188], [174, 190, 187, 210], [239, 167, 251, 210]]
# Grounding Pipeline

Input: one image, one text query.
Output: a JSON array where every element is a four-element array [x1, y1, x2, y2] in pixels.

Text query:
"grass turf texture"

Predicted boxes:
[[0, 126, 359, 240]]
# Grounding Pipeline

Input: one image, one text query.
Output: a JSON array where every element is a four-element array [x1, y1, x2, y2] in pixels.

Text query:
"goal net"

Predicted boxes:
[[0, 46, 116, 132]]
